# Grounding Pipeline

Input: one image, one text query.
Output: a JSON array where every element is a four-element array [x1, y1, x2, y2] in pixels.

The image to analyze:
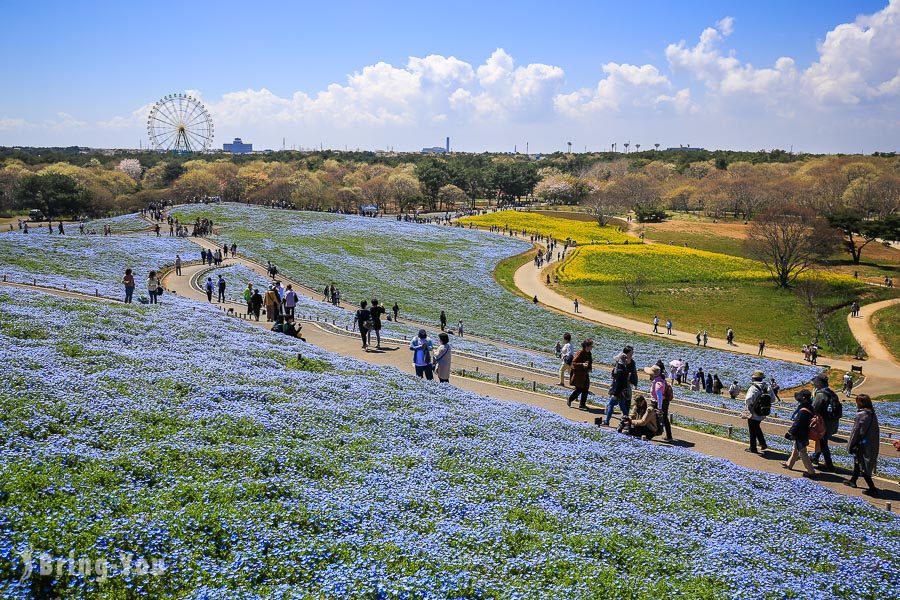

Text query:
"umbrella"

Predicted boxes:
[[669, 359, 684, 369]]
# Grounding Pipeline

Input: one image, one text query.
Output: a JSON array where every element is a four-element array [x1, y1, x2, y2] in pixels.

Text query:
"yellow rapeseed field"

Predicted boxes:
[[557, 244, 859, 286], [460, 210, 636, 244]]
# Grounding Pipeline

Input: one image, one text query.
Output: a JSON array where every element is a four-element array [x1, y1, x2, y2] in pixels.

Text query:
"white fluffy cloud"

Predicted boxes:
[[803, 0, 900, 104], [555, 62, 692, 117]]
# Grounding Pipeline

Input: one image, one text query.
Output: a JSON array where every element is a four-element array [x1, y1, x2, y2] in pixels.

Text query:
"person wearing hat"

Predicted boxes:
[[744, 370, 770, 454], [409, 329, 435, 380], [783, 389, 816, 477], [810, 372, 841, 471]]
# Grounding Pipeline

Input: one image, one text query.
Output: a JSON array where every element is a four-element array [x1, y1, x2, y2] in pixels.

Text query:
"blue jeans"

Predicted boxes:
[[124, 286, 134, 303], [811, 433, 833, 467], [605, 388, 632, 425], [148, 290, 157, 304], [415, 364, 434, 380]]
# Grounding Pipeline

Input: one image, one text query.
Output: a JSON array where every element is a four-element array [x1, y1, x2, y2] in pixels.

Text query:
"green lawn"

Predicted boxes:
[[495, 248, 536, 300], [872, 303, 900, 363], [554, 279, 890, 356]]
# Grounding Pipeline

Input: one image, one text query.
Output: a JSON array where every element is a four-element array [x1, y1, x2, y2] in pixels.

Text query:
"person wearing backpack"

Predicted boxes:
[[844, 394, 881, 498], [558, 333, 573, 386], [744, 370, 771, 454], [810, 373, 841, 471], [648, 365, 673, 441], [782, 389, 817, 478], [409, 329, 434, 380], [204, 277, 214, 302]]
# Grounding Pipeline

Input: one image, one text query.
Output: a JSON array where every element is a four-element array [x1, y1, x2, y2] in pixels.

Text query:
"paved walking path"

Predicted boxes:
[[513, 247, 900, 397], [152, 246, 899, 508], [849, 298, 900, 365]]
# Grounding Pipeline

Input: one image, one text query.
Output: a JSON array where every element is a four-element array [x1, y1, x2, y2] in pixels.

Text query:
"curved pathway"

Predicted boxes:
[[849, 298, 900, 365], [514, 247, 900, 397]]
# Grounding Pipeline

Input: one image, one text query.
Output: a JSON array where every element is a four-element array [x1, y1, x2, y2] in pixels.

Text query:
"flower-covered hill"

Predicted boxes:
[[0, 288, 896, 599], [172, 204, 821, 388]]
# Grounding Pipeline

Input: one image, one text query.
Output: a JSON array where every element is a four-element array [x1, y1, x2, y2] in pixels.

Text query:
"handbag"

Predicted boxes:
[[156, 286, 164, 296]]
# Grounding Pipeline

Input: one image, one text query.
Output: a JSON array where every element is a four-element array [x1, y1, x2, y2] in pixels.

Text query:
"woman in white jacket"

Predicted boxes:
[[434, 332, 452, 383]]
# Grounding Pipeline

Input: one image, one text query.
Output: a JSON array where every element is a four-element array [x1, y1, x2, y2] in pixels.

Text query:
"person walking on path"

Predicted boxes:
[[758, 340, 766, 356], [204, 277, 214, 302], [810, 373, 841, 472], [648, 365, 673, 441], [355, 300, 372, 351], [122, 268, 135, 303], [283, 285, 298, 318], [844, 394, 881, 497], [696, 330, 702, 345], [842, 372, 854, 397], [457, 320, 464, 338], [704, 372, 714, 394], [148, 271, 162, 304], [250, 288, 263, 321], [434, 332, 452, 383], [652, 315, 660, 333], [567, 339, 594, 410], [369, 299, 385, 349], [263, 285, 280, 322], [665, 319, 672, 335], [439, 310, 447, 332], [217, 275, 226, 303], [726, 328, 734, 345], [409, 329, 435, 380], [175, 255, 182, 276], [243, 283, 253, 315], [604, 348, 637, 425], [782, 389, 817, 478], [558, 333, 573, 386], [573, 298, 579, 313], [392, 302, 399, 322], [744, 370, 771, 454], [703, 330, 708, 346]]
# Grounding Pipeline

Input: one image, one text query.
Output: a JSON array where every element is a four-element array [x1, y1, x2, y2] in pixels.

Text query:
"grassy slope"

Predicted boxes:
[[872, 303, 900, 363], [495, 248, 536, 300]]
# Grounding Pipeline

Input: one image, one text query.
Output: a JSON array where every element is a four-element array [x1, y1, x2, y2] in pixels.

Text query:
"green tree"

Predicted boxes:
[[14, 172, 91, 219], [827, 211, 900, 264], [415, 159, 453, 210]]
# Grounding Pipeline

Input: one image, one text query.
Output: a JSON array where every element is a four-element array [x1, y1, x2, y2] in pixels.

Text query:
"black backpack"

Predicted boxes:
[[751, 384, 772, 417], [825, 389, 843, 421]]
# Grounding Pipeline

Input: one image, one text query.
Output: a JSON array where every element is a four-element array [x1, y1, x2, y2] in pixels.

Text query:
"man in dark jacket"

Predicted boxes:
[[604, 346, 638, 426], [810, 373, 840, 471]]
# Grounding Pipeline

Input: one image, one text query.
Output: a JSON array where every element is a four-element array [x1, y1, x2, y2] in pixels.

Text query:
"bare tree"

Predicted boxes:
[[793, 273, 832, 348], [622, 274, 647, 306], [744, 203, 837, 288]]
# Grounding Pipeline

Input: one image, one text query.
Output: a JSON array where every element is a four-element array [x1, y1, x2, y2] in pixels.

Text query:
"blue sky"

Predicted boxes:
[[1, 0, 897, 152]]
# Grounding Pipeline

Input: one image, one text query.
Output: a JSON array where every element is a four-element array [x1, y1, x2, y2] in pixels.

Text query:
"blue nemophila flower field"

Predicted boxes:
[[0, 233, 195, 298], [0, 288, 896, 599], [172, 204, 822, 388]]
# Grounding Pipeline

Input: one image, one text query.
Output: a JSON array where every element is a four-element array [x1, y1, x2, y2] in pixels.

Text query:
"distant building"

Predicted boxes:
[[665, 145, 705, 152], [421, 146, 447, 155], [224, 138, 252, 154]]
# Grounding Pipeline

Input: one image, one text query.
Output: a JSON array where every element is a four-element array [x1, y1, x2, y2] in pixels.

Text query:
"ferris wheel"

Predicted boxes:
[[147, 93, 214, 153]]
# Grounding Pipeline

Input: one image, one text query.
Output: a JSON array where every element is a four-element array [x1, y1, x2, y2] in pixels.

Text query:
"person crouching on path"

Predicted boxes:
[[618, 395, 660, 440], [844, 394, 881, 497], [567, 339, 593, 410], [264, 285, 280, 322], [559, 333, 573, 386], [782, 389, 816, 478], [744, 370, 770, 454], [434, 332, 452, 383], [409, 329, 434, 380]]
